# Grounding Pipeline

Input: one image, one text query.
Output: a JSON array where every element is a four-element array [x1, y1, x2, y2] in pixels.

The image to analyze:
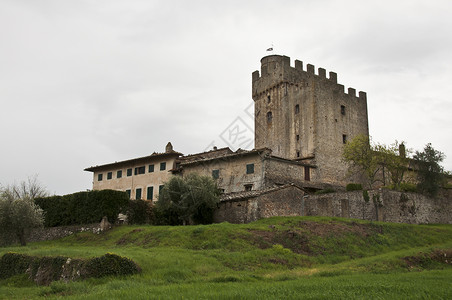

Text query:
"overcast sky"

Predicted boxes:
[[1, 0, 451, 195]]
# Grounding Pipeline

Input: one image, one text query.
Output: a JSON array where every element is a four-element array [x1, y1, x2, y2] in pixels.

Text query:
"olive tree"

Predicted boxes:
[[156, 174, 220, 225], [0, 176, 48, 246]]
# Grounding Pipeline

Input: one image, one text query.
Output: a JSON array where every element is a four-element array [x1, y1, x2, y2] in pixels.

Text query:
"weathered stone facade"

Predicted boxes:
[[180, 148, 319, 193], [253, 55, 368, 186], [215, 189, 452, 224], [214, 185, 306, 223]]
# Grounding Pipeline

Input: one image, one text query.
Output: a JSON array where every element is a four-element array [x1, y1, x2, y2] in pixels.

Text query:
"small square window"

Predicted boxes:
[[107, 172, 112, 180], [97, 174, 103, 181], [160, 162, 166, 171], [117, 170, 122, 178], [341, 105, 346, 115], [212, 169, 219, 179], [246, 163, 254, 174], [244, 184, 253, 191], [127, 168, 132, 176], [136, 188, 142, 200], [149, 164, 154, 173], [147, 186, 154, 200]]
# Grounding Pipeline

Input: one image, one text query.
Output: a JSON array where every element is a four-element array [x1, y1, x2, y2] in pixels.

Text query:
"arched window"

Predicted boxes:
[[267, 111, 272, 123]]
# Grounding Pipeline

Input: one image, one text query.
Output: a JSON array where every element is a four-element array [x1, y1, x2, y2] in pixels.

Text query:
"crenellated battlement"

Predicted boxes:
[[252, 55, 366, 100]]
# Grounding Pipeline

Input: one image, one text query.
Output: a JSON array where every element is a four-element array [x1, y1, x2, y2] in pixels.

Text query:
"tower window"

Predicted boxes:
[[343, 134, 347, 144], [246, 163, 254, 174], [295, 104, 300, 114], [341, 105, 346, 115], [267, 111, 272, 123], [297, 151, 300, 157], [296, 134, 300, 141], [267, 95, 271, 103]]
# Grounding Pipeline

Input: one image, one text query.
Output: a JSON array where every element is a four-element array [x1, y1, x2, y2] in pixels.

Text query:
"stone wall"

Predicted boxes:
[[214, 185, 305, 223], [27, 224, 103, 243], [215, 189, 452, 224]]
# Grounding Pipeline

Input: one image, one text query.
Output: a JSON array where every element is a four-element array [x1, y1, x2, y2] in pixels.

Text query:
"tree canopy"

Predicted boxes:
[[155, 174, 220, 225], [413, 143, 446, 197], [0, 176, 48, 246]]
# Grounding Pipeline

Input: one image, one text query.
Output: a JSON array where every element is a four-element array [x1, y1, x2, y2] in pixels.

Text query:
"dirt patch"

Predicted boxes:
[[403, 249, 452, 270], [298, 221, 379, 237], [249, 229, 311, 255], [249, 221, 381, 255], [115, 228, 144, 245]]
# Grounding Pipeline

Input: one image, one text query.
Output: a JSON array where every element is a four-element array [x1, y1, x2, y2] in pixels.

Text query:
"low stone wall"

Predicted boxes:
[[215, 189, 452, 224], [26, 224, 103, 243]]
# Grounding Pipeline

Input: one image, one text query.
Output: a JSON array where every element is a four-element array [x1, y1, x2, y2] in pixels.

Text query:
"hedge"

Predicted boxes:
[[35, 190, 129, 227]]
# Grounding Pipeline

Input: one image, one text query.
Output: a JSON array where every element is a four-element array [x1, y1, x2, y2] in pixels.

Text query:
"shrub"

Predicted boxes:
[[314, 188, 336, 195], [346, 183, 363, 191], [0, 252, 140, 285], [82, 253, 141, 278], [127, 200, 154, 224]]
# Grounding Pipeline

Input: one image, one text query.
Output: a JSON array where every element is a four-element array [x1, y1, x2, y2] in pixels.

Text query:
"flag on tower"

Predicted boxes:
[[266, 47, 273, 51]]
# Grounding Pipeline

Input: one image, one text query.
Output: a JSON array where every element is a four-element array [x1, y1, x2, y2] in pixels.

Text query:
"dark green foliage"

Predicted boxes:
[[314, 188, 336, 195], [127, 200, 154, 225], [0, 252, 140, 285], [156, 174, 220, 225], [346, 183, 363, 191], [362, 190, 370, 202], [84, 253, 141, 278], [35, 190, 129, 227], [413, 143, 446, 197], [0, 252, 33, 280], [386, 182, 417, 192]]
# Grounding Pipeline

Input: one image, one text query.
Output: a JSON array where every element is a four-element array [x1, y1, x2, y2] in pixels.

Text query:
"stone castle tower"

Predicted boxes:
[[252, 55, 369, 185]]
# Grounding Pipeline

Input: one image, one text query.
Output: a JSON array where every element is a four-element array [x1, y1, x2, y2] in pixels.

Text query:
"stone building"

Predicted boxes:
[[252, 55, 368, 185], [86, 54, 368, 199]]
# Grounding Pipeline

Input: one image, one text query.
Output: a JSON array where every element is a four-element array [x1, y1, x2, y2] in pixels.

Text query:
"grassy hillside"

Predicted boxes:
[[1, 216, 452, 299]]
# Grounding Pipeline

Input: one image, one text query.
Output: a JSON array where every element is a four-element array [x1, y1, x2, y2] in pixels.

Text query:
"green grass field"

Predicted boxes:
[[1, 216, 452, 299]]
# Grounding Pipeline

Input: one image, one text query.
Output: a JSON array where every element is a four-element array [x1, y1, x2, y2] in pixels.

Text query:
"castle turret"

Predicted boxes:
[[252, 55, 368, 185]]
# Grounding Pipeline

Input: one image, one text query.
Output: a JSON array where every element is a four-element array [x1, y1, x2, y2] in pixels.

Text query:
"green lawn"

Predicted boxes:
[[1, 216, 451, 299]]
